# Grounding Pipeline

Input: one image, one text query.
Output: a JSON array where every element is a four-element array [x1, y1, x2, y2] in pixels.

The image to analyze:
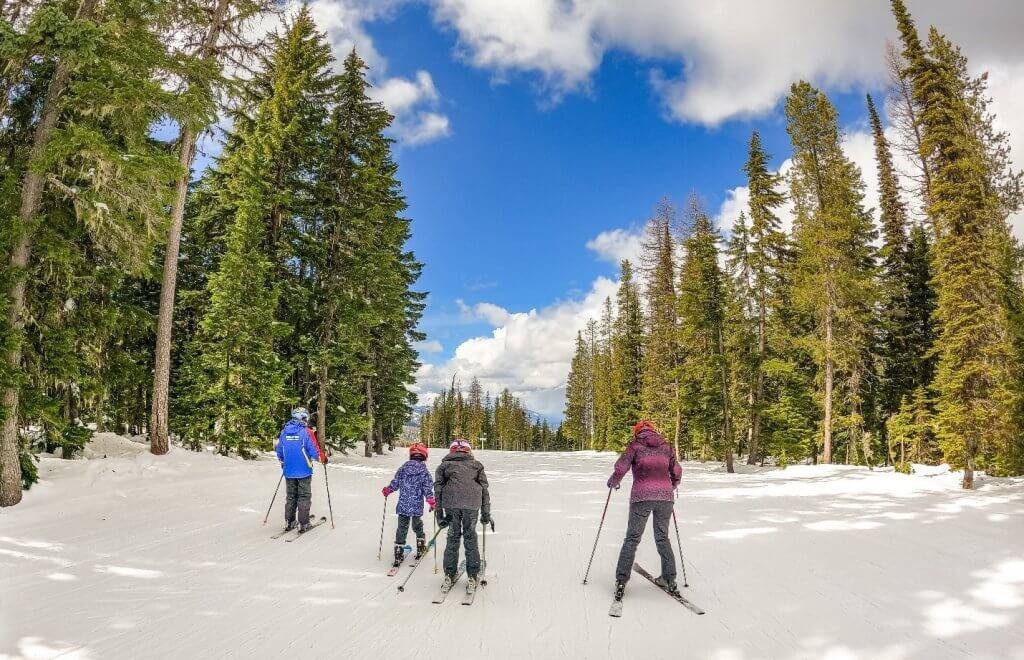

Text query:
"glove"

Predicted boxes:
[[606, 477, 620, 490], [436, 510, 449, 528], [426, 496, 436, 512], [382, 486, 392, 497], [480, 511, 491, 525]]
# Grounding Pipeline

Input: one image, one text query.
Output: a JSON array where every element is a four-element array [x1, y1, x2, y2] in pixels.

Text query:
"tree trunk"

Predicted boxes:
[[317, 368, 328, 448], [718, 325, 734, 474], [822, 302, 834, 464], [1, 0, 98, 507], [364, 379, 373, 457], [150, 0, 233, 456], [747, 291, 767, 464]]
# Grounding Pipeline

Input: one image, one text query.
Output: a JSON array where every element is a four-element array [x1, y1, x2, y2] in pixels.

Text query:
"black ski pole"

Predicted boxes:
[[322, 463, 335, 529], [262, 474, 283, 526], [582, 487, 613, 585], [398, 526, 444, 593], [377, 494, 389, 560], [672, 508, 689, 588]]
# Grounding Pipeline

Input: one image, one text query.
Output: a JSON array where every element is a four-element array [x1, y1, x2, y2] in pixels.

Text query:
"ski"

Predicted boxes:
[[432, 560, 466, 604], [387, 545, 414, 576], [284, 516, 328, 542], [632, 563, 705, 615], [608, 597, 624, 618], [270, 526, 295, 540], [461, 576, 479, 606]]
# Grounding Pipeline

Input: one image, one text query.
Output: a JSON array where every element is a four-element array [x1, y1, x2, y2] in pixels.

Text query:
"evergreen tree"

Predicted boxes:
[[1, 0, 205, 504], [563, 331, 590, 451], [592, 298, 615, 450], [177, 12, 332, 457], [785, 81, 878, 465], [892, 0, 1019, 487], [609, 261, 643, 451], [677, 200, 733, 470], [742, 131, 788, 464], [640, 201, 680, 448]]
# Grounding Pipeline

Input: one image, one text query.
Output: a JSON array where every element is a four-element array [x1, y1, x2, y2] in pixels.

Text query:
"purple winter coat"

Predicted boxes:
[[389, 459, 435, 517], [607, 428, 681, 503]]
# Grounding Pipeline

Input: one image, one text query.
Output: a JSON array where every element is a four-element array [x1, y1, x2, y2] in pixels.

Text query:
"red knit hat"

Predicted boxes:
[[409, 443, 429, 459], [632, 420, 656, 437]]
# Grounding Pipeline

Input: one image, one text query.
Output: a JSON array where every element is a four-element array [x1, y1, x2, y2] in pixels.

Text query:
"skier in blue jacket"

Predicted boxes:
[[275, 407, 325, 533], [382, 442, 435, 566]]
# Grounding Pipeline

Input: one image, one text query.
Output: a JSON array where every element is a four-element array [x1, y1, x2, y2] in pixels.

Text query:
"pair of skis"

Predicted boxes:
[[386, 545, 418, 577], [270, 516, 328, 541], [609, 563, 705, 617], [431, 560, 486, 605]]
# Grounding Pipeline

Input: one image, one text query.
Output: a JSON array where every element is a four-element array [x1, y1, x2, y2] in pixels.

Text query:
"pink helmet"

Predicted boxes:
[[449, 439, 472, 453]]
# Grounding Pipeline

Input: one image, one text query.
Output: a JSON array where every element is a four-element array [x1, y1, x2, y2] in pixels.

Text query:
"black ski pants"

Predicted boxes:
[[284, 476, 312, 525], [443, 508, 481, 578], [395, 514, 425, 545], [615, 500, 676, 584]]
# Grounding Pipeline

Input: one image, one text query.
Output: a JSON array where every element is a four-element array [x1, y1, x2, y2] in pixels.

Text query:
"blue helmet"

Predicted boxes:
[[291, 407, 309, 423]]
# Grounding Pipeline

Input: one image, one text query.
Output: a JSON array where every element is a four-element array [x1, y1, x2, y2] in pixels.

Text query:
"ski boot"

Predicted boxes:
[[415, 538, 427, 559], [441, 573, 457, 593], [654, 575, 680, 595], [298, 521, 312, 534], [393, 544, 405, 568], [466, 574, 479, 595], [614, 581, 626, 601], [283, 520, 296, 533]]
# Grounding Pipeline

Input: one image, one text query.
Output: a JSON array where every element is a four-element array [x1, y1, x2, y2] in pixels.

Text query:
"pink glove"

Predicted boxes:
[[427, 496, 436, 512], [382, 486, 392, 497]]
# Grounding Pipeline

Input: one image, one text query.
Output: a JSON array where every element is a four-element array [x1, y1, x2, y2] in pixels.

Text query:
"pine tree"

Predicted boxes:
[[1, 0, 205, 504], [742, 131, 788, 464], [677, 199, 733, 470], [563, 331, 590, 451], [609, 261, 643, 451], [592, 298, 615, 450], [178, 12, 333, 456], [640, 201, 680, 448], [867, 93, 919, 426], [785, 81, 877, 465], [892, 0, 1018, 487]]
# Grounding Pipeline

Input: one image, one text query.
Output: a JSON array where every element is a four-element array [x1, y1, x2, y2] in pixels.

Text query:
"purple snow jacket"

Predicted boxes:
[[388, 459, 435, 517], [607, 428, 681, 503]]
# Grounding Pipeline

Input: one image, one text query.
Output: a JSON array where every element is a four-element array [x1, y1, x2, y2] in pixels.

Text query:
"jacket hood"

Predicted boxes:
[[637, 428, 665, 448], [283, 419, 307, 433]]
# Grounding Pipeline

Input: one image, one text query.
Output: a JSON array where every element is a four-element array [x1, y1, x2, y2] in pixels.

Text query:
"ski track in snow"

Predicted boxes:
[[1, 436, 1023, 659]]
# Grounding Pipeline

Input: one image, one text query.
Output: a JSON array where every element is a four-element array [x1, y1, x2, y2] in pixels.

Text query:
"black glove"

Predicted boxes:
[[436, 510, 449, 528], [480, 511, 491, 525]]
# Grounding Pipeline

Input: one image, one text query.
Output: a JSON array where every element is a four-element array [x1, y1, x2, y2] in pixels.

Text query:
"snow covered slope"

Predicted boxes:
[[1, 438, 1023, 659]]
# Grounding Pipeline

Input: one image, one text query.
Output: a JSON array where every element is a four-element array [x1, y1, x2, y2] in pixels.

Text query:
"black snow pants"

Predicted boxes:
[[443, 508, 481, 578], [284, 476, 312, 525], [615, 500, 676, 584], [395, 514, 425, 545]]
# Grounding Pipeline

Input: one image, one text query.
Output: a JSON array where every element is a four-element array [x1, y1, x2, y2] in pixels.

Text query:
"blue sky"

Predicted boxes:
[[239, 1, 1024, 417]]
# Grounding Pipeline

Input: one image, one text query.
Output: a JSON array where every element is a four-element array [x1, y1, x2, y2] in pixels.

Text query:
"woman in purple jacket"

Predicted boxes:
[[607, 420, 682, 599]]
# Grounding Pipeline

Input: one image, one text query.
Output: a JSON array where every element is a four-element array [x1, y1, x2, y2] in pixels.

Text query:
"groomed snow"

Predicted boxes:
[[1, 436, 1023, 659]]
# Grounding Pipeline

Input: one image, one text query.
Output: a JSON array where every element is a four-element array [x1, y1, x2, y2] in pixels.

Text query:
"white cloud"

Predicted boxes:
[[585, 227, 644, 266], [414, 339, 444, 354], [428, 0, 1024, 126], [415, 277, 619, 417], [369, 72, 452, 145]]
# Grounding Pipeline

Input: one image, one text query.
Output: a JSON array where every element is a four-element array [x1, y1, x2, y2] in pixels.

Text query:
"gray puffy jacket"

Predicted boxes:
[[434, 452, 490, 517]]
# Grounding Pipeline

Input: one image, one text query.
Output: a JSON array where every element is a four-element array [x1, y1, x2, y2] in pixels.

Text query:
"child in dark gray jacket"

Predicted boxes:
[[435, 439, 491, 589]]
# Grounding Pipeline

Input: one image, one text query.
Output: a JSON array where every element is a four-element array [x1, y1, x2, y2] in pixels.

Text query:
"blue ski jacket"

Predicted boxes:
[[388, 459, 435, 517], [275, 419, 323, 479]]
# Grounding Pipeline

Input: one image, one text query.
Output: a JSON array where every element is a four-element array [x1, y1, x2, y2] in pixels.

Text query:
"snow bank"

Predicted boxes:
[[1, 439, 1022, 659]]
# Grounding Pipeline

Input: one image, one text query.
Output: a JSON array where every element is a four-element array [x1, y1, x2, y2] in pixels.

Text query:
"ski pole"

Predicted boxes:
[[433, 513, 438, 574], [582, 487, 613, 585], [262, 474, 283, 526], [377, 494, 388, 560], [398, 526, 444, 593], [672, 508, 689, 588], [323, 463, 335, 529]]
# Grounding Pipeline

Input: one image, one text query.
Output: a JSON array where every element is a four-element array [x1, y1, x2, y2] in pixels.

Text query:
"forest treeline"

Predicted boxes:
[[418, 377, 567, 452], [0, 2, 423, 506], [564, 1, 1024, 488]]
